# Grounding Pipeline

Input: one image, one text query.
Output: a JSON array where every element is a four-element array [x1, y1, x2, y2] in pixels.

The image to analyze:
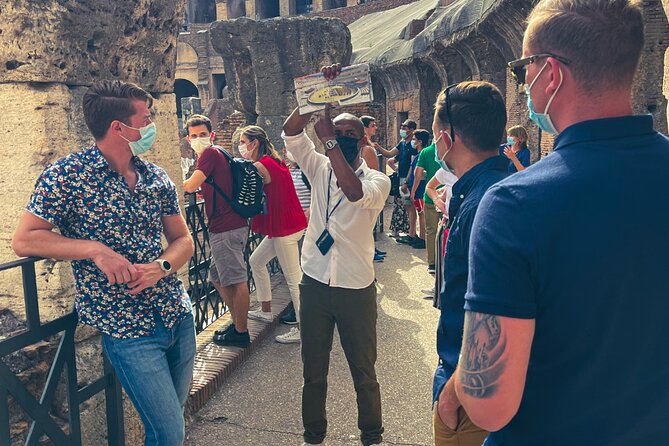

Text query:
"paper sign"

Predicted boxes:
[[294, 63, 373, 115]]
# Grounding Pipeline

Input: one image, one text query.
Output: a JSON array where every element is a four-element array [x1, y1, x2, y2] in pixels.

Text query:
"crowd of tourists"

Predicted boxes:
[[10, 0, 669, 445]]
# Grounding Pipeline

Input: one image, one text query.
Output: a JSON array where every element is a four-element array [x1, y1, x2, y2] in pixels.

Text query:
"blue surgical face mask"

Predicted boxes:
[[526, 62, 562, 136], [434, 131, 452, 171], [410, 140, 417, 149], [507, 136, 515, 146], [400, 129, 408, 139], [120, 122, 157, 155]]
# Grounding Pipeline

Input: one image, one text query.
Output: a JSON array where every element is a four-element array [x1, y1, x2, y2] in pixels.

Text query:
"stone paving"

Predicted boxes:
[[185, 210, 440, 446]]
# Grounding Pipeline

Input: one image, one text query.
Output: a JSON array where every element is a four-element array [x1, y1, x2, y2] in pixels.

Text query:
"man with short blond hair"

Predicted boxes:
[[455, 1, 669, 445]]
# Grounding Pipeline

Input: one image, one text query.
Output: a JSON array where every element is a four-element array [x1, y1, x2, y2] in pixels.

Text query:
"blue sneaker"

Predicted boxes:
[[281, 308, 297, 325]]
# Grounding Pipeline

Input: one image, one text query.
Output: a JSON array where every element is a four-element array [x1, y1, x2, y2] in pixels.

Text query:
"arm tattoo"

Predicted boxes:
[[459, 313, 507, 398]]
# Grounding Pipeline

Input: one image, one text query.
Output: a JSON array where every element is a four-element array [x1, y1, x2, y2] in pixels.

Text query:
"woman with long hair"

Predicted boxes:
[[239, 125, 308, 344]]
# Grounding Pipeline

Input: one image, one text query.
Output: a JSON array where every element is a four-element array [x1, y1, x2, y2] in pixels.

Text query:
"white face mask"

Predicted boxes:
[[190, 136, 212, 154], [239, 143, 252, 159]]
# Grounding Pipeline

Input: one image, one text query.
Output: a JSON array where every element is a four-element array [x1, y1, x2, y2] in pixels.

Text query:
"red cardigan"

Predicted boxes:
[[252, 156, 308, 237]]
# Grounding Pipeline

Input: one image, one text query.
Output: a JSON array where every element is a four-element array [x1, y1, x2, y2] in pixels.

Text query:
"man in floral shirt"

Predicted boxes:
[[12, 80, 195, 446]]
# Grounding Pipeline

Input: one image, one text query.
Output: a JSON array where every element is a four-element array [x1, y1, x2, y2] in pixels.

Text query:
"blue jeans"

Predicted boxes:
[[102, 313, 196, 446]]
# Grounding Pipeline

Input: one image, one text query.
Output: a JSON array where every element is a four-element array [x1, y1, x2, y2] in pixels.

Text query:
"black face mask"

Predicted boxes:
[[336, 136, 360, 165]]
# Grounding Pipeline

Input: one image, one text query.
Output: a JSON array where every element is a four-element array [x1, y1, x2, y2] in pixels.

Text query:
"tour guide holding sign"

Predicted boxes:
[[283, 64, 390, 446]]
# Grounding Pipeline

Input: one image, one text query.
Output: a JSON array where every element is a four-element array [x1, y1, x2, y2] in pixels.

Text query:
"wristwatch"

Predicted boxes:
[[155, 258, 172, 274], [323, 139, 338, 151]]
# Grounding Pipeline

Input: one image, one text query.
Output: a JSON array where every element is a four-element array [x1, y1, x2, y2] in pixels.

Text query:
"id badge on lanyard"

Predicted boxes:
[[316, 170, 343, 256]]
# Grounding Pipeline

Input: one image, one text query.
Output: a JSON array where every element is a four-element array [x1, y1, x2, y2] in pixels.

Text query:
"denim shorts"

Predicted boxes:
[[209, 226, 248, 287]]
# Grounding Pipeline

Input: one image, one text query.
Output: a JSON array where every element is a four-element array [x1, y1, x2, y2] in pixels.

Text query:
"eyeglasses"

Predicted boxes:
[[507, 53, 571, 85]]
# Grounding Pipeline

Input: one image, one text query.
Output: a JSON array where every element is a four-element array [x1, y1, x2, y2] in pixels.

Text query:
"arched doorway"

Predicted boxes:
[[175, 79, 200, 120]]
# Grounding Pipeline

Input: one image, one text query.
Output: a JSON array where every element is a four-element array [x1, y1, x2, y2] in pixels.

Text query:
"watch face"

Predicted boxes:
[[325, 140, 338, 151], [161, 260, 172, 271]]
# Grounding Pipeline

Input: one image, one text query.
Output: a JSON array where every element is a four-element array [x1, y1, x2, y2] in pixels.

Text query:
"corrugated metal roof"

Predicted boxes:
[[350, 0, 500, 65]]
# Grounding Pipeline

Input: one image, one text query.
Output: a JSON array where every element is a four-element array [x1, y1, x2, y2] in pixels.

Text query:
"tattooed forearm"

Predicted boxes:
[[459, 312, 507, 398]]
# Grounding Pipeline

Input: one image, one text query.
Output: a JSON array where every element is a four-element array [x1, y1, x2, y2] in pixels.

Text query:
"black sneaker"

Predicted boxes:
[[214, 323, 235, 338], [412, 238, 426, 249], [427, 264, 436, 274], [213, 328, 250, 348], [281, 308, 298, 325], [375, 248, 387, 256], [397, 235, 414, 245]]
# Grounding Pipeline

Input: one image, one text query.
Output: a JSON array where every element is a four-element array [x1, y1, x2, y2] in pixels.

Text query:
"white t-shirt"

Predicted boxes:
[[434, 168, 458, 213]]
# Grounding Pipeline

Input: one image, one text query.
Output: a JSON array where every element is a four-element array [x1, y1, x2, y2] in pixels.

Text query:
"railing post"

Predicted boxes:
[[0, 386, 9, 444], [103, 353, 125, 446], [21, 261, 40, 331]]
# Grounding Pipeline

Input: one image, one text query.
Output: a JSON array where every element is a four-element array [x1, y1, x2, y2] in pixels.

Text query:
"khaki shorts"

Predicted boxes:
[[209, 226, 248, 287], [433, 404, 488, 446]]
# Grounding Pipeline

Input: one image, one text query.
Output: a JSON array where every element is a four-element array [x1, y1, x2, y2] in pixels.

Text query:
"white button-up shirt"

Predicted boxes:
[[282, 131, 391, 289]]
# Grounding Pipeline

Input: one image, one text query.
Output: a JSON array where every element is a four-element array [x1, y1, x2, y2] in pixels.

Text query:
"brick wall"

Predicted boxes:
[[213, 111, 247, 153], [310, 0, 416, 25]]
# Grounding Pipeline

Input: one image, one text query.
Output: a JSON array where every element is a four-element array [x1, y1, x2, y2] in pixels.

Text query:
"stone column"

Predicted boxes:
[[280, 0, 296, 16], [246, 0, 258, 18], [0, 0, 186, 444], [347, 0, 358, 6], [216, 0, 229, 19], [312, 0, 325, 12]]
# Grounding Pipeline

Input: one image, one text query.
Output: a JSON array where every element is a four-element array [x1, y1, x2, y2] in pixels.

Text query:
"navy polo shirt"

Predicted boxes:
[[466, 116, 669, 445], [432, 155, 509, 402], [396, 140, 416, 178]]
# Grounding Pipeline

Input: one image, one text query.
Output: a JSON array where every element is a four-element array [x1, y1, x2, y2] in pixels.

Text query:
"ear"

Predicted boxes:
[[545, 58, 563, 96], [111, 120, 122, 133]]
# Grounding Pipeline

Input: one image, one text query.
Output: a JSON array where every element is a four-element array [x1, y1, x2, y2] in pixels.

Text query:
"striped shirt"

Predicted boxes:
[[290, 166, 311, 210]]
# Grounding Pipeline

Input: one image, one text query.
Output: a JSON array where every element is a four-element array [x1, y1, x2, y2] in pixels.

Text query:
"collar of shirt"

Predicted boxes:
[[88, 145, 151, 186], [554, 115, 655, 151], [449, 155, 508, 217]]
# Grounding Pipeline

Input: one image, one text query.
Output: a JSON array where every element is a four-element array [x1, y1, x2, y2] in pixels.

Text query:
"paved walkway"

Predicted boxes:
[[185, 218, 440, 445]]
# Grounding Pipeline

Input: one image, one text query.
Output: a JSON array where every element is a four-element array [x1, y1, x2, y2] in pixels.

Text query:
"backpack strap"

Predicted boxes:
[[205, 147, 234, 215]]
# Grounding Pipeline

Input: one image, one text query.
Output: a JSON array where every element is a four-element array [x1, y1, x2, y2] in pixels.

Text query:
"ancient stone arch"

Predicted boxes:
[[176, 42, 199, 86]]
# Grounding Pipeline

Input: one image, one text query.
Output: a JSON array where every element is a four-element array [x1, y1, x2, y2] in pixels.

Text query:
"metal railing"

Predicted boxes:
[[0, 258, 124, 446], [1, 196, 279, 445], [185, 194, 280, 333]]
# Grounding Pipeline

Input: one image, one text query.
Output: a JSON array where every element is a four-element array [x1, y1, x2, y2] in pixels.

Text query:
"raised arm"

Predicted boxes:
[[314, 105, 363, 202], [283, 106, 314, 137], [374, 142, 399, 158], [455, 312, 535, 432]]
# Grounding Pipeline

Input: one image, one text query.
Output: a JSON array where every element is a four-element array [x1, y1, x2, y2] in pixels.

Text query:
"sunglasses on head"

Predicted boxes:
[[443, 83, 458, 143], [507, 53, 571, 86]]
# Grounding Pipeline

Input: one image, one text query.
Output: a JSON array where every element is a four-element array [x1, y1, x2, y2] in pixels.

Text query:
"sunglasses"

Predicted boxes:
[[507, 53, 571, 85]]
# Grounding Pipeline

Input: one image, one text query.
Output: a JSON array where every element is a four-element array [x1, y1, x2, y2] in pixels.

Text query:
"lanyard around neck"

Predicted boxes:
[[325, 170, 344, 226]]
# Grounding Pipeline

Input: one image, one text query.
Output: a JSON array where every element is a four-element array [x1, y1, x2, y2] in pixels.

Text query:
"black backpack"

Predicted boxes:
[[205, 147, 265, 218]]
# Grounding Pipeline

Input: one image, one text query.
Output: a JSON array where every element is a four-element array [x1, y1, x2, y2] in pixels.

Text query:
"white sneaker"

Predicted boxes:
[[421, 287, 435, 295], [276, 327, 301, 344], [248, 309, 273, 323], [301, 443, 323, 446]]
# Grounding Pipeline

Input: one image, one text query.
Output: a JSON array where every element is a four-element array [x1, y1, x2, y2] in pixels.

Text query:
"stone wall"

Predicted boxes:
[[0, 1, 186, 444], [209, 16, 352, 145], [311, 0, 417, 24]]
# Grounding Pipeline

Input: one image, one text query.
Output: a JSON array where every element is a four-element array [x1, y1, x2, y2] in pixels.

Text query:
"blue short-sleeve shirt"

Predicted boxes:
[[467, 116, 669, 445], [432, 155, 509, 402], [26, 146, 192, 339]]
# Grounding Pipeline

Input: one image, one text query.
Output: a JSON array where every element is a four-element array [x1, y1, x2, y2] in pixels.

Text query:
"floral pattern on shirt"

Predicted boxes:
[[26, 145, 192, 339]]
